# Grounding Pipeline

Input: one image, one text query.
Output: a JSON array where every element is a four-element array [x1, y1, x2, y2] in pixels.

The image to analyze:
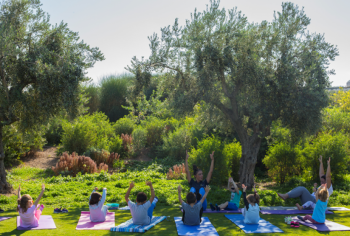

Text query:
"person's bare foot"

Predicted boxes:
[[277, 193, 288, 200], [296, 203, 303, 211]]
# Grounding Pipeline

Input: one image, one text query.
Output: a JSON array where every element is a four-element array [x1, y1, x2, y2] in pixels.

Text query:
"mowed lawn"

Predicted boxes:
[[1, 206, 350, 236]]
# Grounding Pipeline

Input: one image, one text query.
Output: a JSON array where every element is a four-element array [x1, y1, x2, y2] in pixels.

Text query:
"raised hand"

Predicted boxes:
[[229, 177, 233, 183], [103, 187, 107, 190], [210, 151, 215, 161], [129, 182, 135, 189], [319, 155, 323, 163], [146, 181, 152, 187], [205, 185, 211, 193], [18, 184, 21, 191], [242, 184, 247, 192], [95, 187, 98, 191], [327, 157, 331, 166], [41, 184, 45, 191], [178, 185, 182, 192]]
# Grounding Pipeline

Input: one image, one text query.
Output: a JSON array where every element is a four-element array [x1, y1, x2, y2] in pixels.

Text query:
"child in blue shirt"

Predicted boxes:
[[210, 177, 241, 211], [298, 184, 328, 224]]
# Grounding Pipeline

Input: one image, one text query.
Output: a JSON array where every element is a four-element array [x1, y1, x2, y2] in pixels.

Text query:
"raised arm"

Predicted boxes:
[[319, 155, 325, 178], [206, 151, 215, 183], [99, 188, 107, 206], [242, 184, 249, 210], [146, 181, 155, 203], [125, 182, 134, 203], [34, 184, 45, 207], [326, 157, 331, 188], [185, 150, 191, 183], [200, 185, 211, 204], [177, 185, 183, 204], [18, 184, 21, 199]]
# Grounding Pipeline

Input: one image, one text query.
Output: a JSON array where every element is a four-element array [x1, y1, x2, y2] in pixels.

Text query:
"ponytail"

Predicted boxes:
[[193, 165, 201, 176]]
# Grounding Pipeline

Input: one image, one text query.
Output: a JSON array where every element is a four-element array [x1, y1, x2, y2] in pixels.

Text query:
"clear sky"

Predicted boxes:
[[40, 0, 350, 87]]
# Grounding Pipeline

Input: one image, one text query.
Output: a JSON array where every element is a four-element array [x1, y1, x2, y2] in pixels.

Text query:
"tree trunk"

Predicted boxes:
[[239, 134, 261, 189], [0, 125, 11, 193]]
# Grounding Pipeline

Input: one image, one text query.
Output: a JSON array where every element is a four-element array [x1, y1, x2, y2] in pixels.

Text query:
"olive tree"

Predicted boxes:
[[0, 0, 104, 192], [126, 1, 338, 187]]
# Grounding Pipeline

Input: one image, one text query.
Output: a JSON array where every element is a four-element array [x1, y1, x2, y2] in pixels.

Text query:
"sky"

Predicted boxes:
[[40, 0, 350, 87]]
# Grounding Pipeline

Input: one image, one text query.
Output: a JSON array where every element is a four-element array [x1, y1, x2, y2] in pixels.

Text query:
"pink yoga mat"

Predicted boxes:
[[292, 216, 350, 231], [16, 215, 56, 230], [0, 217, 11, 222], [76, 211, 115, 230]]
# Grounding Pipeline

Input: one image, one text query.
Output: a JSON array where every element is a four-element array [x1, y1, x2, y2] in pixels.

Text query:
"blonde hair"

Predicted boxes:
[[17, 194, 32, 213], [318, 188, 329, 202]]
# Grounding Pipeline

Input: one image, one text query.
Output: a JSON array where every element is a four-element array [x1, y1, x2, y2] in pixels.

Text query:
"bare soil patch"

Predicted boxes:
[[20, 146, 60, 169]]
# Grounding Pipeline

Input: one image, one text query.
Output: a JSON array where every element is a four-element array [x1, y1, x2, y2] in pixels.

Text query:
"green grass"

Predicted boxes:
[[1, 206, 350, 235]]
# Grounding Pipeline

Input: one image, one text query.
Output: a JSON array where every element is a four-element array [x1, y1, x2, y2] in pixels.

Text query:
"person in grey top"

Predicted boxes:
[[178, 185, 210, 225]]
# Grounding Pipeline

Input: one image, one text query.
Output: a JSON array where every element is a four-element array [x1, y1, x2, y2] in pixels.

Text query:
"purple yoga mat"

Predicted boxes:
[[0, 217, 11, 222], [260, 209, 334, 215], [16, 215, 56, 230], [76, 211, 115, 230], [181, 208, 242, 213], [292, 216, 350, 231]]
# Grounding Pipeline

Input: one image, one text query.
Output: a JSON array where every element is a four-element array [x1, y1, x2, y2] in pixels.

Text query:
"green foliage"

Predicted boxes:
[[61, 113, 115, 155], [222, 141, 242, 180], [114, 117, 137, 136], [161, 125, 192, 160], [189, 135, 230, 185], [44, 116, 65, 146], [99, 74, 132, 122], [142, 117, 165, 148], [331, 89, 350, 112], [322, 108, 350, 133], [302, 132, 349, 182], [109, 136, 123, 155], [3, 123, 46, 167], [263, 142, 302, 184], [84, 83, 100, 114], [131, 127, 147, 154]]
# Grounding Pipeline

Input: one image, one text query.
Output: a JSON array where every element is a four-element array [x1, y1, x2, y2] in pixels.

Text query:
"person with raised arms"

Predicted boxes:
[[277, 156, 333, 206], [184, 150, 214, 211]]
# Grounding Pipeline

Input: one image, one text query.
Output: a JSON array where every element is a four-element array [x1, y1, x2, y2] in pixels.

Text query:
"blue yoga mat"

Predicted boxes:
[[174, 217, 219, 236], [225, 214, 283, 234]]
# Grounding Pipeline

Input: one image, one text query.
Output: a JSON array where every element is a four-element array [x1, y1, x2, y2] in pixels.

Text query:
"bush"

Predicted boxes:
[[60, 112, 115, 155], [322, 108, 350, 133], [167, 164, 186, 180], [188, 135, 231, 185], [3, 123, 47, 167], [44, 116, 64, 146], [222, 140, 242, 180], [302, 132, 349, 182], [263, 142, 302, 184], [52, 152, 108, 176], [109, 136, 123, 155], [131, 127, 147, 154], [99, 74, 132, 122], [142, 117, 165, 148], [84, 148, 120, 165], [161, 126, 192, 160], [84, 83, 100, 114], [114, 117, 136, 136]]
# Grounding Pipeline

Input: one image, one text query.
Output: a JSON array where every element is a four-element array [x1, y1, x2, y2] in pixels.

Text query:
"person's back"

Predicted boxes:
[[18, 205, 38, 228], [182, 201, 202, 225], [243, 203, 260, 224], [89, 188, 108, 222]]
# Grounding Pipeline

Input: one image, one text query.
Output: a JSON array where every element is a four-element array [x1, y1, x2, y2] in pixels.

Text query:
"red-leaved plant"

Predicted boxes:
[[52, 152, 108, 176], [121, 133, 132, 153], [167, 163, 186, 180]]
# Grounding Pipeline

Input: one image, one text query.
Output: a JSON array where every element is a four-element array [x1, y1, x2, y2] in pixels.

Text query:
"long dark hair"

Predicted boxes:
[[17, 194, 32, 213], [89, 192, 102, 205], [193, 165, 202, 176]]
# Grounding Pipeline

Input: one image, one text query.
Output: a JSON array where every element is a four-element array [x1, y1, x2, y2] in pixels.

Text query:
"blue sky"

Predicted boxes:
[[40, 0, 350, 87]]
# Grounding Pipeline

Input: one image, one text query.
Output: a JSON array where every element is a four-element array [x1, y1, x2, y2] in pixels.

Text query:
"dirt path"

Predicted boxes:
[[21, 146, 60, 169]]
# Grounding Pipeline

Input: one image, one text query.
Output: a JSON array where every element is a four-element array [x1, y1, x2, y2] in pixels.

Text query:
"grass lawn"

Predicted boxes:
[[1, 206, 350, 235]]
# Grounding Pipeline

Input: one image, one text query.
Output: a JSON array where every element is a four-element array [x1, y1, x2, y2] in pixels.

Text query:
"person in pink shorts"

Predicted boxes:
[[17, 184, 45, 228]]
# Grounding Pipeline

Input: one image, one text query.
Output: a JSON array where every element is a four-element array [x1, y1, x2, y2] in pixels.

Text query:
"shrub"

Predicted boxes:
[[3, 123, 47, 167], [167, 164, 186, 180], [188, 135, 231, 185], [84, 148, 120, 165], [222, 140, 242, 180], [142, 117, 165, 147], [84, 83, 100, 114], [322, 108, 350, 133], [263, 142, 302, 184], [113, 156, 125, 171], [60, 112, 115, 155], [132, 127, 147, 154], [114, 117, 136, 136], [52, 152, 108, 176], [44, 116, 64, 146], [161, 126, 192, 160], [109, 136, 123, 155], [302, 132, 349, 182], [120, 133, 133, 157]]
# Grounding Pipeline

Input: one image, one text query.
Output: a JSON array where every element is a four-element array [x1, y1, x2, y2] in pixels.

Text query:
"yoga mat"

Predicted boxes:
[[174, 217, 219, 236], [328, 207, 350, 211], [111, 216, 166, 232], [181, 208, 241, 213], [76, 211, 115, 230], [260, 209, 334, 215], [16, 215, 56, 230], [225, 214, 283, 234], [0, 217, 11, 222], [292, 216, 350, 232], [119, 206, 130, 210]]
